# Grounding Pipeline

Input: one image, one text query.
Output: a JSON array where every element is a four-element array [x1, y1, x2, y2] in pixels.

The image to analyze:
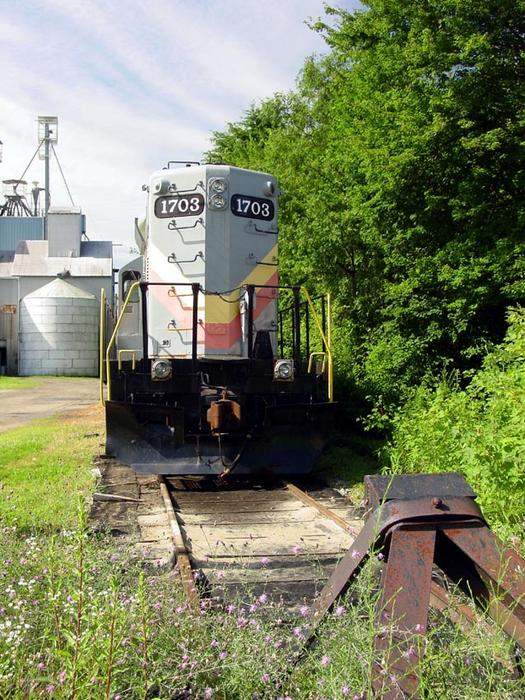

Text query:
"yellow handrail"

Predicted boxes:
[[118, 349, 137, 370], [106, 281, 141, 402], [99, 287, 106, 406], [308, 351, 327, 374], [301, 288, 334, 402]]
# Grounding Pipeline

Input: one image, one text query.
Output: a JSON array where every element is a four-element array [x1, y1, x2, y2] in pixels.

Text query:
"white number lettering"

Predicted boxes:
[[168, 199, 178, 214], [261, 202, 270, 217], [251, 201, 261, 216], [160, 200, 168, 214], [178, 198, 189, 213], [242, 199, 251, 213], [190, 196, 200, 212]]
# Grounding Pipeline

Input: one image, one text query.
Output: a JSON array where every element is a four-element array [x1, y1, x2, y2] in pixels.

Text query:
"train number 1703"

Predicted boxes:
[[231, 194, 274, 221]]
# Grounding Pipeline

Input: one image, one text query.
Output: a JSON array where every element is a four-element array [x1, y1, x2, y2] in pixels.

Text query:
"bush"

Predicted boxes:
[[385, 308, 525, 536]]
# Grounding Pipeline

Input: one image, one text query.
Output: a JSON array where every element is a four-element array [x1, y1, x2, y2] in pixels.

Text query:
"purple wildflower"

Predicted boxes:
[[299, 605, 309, 617], [261, 673, 270, 683], [321, 655, 331, 667], [335, 605, 346, 617]]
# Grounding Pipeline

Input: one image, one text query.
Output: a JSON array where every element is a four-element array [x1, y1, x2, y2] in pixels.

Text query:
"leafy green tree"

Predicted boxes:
[[206, 0, 525, 410]]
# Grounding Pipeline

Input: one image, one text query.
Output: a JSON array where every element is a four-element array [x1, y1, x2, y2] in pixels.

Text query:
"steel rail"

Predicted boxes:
[[158, 476, 199, 612]]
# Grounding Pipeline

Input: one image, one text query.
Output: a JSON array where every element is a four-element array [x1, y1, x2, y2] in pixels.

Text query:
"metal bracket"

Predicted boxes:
[[305, 473, 525, 699], [244, 221, 279, 235], [167, 251, 204, 266], [168, 217, 204, 231]]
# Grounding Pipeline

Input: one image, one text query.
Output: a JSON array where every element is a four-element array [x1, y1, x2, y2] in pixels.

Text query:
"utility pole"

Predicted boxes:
[[44, 122, 50, 214]]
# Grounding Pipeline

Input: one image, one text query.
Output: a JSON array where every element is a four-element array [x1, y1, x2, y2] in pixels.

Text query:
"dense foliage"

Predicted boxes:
[[206, 0, 525, 409], [386, 307, 525, 536]]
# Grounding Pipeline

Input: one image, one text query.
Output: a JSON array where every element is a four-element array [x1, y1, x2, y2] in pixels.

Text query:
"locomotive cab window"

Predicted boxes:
[[122, 271, 141, 302]]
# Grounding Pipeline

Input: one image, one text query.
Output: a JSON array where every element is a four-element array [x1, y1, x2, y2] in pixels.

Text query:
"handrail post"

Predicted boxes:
[[140, 283, 149, 374], [293, 286, 301, 369], [191, 283, 200, 367], [99, 287, 106, 406], [247, 285, 255, 360]]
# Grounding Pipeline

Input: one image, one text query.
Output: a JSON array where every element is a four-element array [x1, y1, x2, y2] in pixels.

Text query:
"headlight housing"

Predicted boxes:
[[209, 193, 227, 210], [151, 359, 172, 381], [210, 177, 227, 194], [274, 359, 294, 382]]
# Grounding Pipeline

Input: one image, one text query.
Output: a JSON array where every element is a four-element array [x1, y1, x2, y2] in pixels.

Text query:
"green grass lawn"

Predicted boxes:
[[0, 375, 42, 391], [0, 407, 102, 531]]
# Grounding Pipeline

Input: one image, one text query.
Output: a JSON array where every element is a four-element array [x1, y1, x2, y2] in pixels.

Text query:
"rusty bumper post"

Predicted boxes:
[[306, 473, 525, 699]]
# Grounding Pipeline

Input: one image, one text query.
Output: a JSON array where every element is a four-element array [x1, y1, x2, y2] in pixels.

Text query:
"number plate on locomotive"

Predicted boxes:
[[155, 193, 205, 218], [231, 194, 274, 221]]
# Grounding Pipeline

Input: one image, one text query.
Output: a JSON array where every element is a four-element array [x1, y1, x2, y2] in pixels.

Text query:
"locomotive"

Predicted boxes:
[[104, 162, 334, 476]]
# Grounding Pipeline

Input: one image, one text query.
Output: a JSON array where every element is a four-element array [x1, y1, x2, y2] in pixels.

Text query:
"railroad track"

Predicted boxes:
[[159, 476, 363, 613]]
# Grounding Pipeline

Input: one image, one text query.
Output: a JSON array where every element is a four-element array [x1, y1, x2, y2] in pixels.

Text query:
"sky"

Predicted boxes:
[[0, 0, 358, 261]]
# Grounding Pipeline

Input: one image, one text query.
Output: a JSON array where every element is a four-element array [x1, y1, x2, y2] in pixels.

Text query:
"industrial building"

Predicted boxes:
[[0, 117, 113, 376]]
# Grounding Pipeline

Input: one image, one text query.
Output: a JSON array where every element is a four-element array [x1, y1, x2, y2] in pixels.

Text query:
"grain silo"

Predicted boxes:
[[19, 277, 98, 376]]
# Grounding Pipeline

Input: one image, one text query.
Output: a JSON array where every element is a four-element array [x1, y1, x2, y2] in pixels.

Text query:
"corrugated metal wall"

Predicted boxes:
[[0, 217, 44, 251]]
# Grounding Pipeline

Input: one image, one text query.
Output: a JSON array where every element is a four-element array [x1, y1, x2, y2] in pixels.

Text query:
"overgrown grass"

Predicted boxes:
[[384, 308, 525, 543], [0, 376, 41, 391], [0, 523, 523, 699], [0, 408, 100, 532]]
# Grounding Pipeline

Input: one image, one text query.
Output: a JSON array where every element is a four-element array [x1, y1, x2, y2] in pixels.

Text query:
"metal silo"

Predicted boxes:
[[19, 278, 98, 376]]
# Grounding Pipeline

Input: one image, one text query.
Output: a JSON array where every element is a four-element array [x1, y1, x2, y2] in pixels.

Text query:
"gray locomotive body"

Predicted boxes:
[[105, 163, 334, 477]]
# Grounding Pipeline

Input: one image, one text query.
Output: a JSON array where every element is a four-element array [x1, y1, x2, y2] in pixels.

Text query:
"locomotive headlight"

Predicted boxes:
[[274, 359, 294, 382], [210, 178, 227, 194], [151, 359, 172, 381], [209, 193, 227, 210]]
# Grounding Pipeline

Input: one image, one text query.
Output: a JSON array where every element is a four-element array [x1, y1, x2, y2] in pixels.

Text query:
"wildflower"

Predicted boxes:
[[211, 639, 219, 648], [115, 695, 121, 700], [291, 545, 301, 554], [299, 604, 309, 617], [377, 552, 384, 560], [226, 604, 235, 614], [414, 623, 423, 633], [321, 655, 330, 667], [58, 670, 66, 684], [262, 673, 270, 683], [175, 605, 185, 614], [237, 616, 248, 628], [216, 571, 225, 580], [293, 627, 303, 637], [153, 602, 162, 610], [45, 685, 55, 694], [204, 690, 213, 699], [351, 550, 360, 559], [219, 651, 227, 660], [341, 685, 350, 696], [249, 604, 258, 614], [261, 556, 270, 565], [258, 593, 268, 604], [335, 605, 346, 617], [37, 662, 46, 671]]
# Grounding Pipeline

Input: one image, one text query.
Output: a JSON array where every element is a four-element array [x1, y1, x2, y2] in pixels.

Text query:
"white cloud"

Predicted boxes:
[[0, 0, 358, 246]]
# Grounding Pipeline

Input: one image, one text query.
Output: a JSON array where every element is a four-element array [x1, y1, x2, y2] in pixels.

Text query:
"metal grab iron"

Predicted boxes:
[[305, 473, 525, 699]]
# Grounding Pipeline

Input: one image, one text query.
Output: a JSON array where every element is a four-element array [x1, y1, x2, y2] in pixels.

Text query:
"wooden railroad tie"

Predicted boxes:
[[306, 472, 525, 700]]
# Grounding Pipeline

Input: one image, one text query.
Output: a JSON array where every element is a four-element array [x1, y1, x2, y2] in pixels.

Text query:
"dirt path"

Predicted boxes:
[[0, 377, 100, 432]]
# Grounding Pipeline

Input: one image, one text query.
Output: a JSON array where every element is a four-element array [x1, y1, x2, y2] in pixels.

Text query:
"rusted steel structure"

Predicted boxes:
[[307, 473, 525, 699]]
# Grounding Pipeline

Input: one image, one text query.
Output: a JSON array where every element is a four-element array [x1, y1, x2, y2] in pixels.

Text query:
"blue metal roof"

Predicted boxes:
[[0, 217, 44, 251]]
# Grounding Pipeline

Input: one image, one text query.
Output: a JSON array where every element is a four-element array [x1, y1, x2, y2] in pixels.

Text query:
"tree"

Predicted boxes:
[[206, 0, 525, 410]]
